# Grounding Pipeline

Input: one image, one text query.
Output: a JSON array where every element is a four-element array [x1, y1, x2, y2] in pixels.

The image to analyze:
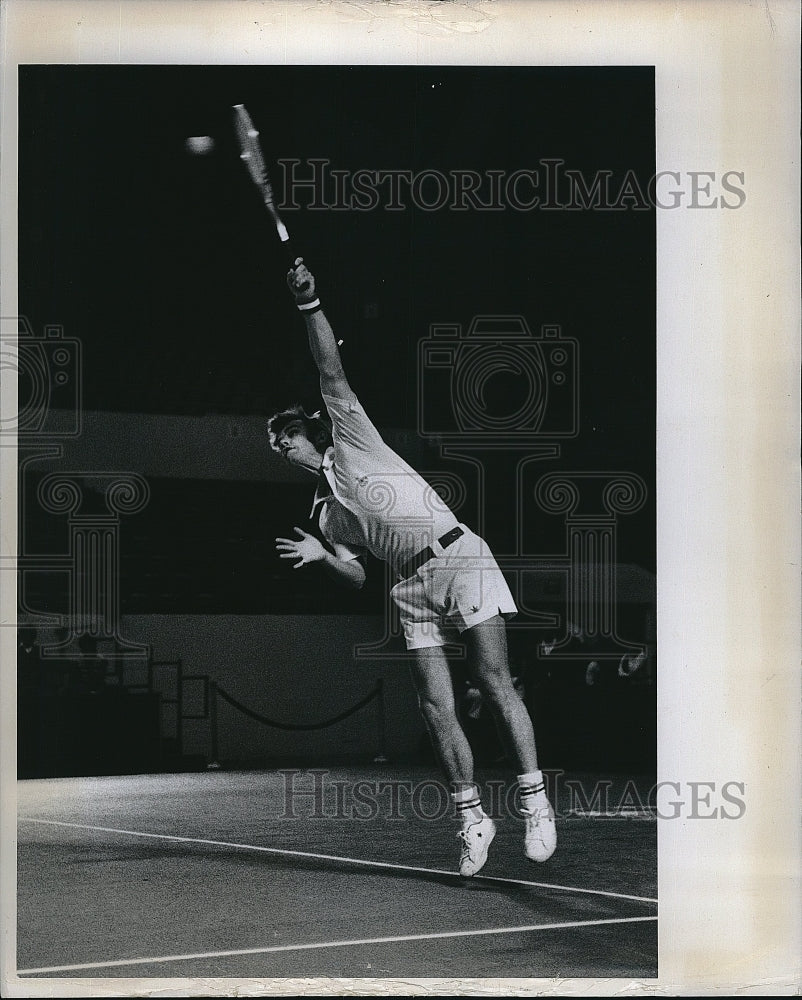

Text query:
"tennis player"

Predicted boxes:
[[271, 260, 556, 876]]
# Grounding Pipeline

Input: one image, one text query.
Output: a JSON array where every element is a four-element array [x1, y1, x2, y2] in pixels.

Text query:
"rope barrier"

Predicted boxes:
[[214, 681, 382, 732]]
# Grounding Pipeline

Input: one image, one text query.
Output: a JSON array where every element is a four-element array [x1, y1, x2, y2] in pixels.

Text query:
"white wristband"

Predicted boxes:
[[297, 298, 322, 313]]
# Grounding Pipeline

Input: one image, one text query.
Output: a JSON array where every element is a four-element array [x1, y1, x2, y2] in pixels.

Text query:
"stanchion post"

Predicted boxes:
[[207, 680, 221, 770], [374, 677, 389, 764]]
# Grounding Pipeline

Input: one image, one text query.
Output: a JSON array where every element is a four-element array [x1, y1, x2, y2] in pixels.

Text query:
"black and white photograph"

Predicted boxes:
[[1, 1, 799, 996]]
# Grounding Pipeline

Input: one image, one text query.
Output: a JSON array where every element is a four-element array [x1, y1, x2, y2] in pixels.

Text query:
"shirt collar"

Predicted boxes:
[[311, 448, 336, 515]]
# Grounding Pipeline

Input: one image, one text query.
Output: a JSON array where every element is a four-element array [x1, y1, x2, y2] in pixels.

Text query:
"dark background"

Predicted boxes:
[[18, 65, 655, 616], [17, 65, 655, 777]]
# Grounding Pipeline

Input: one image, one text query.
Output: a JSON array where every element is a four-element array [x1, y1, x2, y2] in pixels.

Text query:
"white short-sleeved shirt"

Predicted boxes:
[[310, 390, 459, 575]]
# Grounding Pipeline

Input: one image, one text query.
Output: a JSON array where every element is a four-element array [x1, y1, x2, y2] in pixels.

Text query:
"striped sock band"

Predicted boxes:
[[451, 784, 485, 827], [518, 770, 547, 814]]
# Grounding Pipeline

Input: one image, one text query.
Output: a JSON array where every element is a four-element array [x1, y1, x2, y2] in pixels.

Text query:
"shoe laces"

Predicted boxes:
[[524, 804, 552, 820], [457, 823, 484, 855]]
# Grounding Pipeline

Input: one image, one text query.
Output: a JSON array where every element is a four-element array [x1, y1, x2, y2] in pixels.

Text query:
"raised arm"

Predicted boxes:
[[287, 260, 352, 400]]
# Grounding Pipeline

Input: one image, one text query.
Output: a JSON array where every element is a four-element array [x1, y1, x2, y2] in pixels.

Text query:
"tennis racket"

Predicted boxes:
[[232, 103, 303, 272], [233, 103, 337, 333]]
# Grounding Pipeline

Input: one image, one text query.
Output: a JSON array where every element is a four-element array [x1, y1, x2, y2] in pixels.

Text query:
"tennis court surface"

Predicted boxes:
[[16, 768, 657, 980]]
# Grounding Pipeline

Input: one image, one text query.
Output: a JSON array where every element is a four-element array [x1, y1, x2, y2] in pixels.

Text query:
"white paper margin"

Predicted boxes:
[[1, 0, 800, 996]]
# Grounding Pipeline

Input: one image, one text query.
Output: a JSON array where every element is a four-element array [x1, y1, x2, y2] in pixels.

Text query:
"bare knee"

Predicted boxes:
[[474, 668, 521, 716]]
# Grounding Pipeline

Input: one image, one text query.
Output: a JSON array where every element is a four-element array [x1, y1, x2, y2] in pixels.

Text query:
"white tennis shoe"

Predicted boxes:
[[457, 814, 496, 877], [523, 803, 557, 862]]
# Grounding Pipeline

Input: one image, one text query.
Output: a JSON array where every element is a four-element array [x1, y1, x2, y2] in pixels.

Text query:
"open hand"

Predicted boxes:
[[275, 526, 326, 569]]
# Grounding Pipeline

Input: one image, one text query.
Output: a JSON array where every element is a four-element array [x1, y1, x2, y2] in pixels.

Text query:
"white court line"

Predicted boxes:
[[19, 817, 658, 904], [566, 810, 656, 820], [18, 915, 658, 975]]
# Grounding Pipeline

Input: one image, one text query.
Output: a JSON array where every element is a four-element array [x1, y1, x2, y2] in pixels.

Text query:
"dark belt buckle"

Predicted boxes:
[[438, 526, 464, 549], [400, 526, 463, 580]]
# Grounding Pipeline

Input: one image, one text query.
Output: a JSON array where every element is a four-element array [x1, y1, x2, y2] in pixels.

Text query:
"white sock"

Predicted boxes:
[[518, 770, 548, 814], [451, 784, 485, 827]]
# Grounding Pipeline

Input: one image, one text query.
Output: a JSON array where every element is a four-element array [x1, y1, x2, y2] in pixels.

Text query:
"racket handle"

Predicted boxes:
[[284, 244, 311, 293]]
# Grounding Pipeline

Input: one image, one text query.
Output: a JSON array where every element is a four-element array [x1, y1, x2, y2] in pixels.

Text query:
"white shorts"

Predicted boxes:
[[390, 527, 517, 650]]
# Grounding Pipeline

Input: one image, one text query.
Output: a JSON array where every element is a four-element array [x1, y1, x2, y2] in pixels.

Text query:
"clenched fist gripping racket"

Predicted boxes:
[[232, 103, 305, 275]]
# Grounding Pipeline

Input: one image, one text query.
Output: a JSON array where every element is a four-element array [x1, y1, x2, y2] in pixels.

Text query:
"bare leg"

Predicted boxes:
[[464, 614, 556, 861], [409, 645, 474, 787], [463, 614, 539, 773], [410, 644, 497, 875]]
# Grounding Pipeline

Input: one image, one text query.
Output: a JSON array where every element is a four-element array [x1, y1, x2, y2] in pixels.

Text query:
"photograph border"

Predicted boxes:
[[1, 1, 800, 996]]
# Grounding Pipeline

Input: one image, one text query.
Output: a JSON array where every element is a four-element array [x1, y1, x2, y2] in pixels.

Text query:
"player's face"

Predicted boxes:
[[276, 421, 321, 470]]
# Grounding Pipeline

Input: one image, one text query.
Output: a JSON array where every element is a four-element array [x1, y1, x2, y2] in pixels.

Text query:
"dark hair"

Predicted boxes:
[[267, 404, 333, 454]]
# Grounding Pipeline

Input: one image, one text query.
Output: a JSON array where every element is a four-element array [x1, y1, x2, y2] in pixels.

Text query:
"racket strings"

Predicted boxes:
[[233, 106, 271, 194]]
